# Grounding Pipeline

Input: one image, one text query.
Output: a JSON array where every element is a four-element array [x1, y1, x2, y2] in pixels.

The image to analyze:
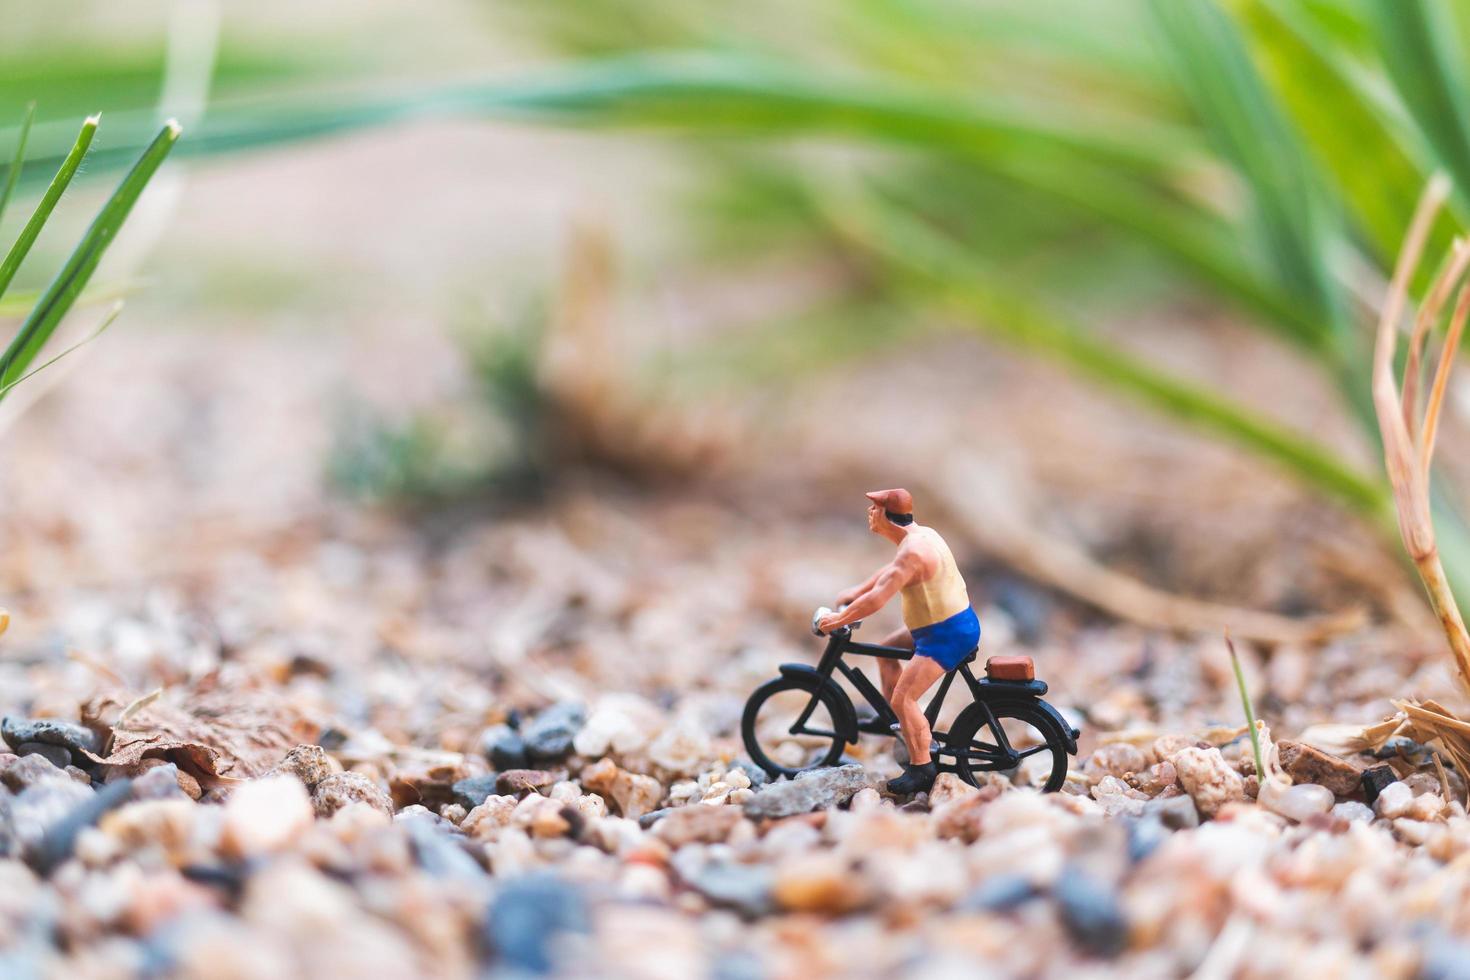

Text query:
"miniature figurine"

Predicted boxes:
[[817, 488, 982, 793]]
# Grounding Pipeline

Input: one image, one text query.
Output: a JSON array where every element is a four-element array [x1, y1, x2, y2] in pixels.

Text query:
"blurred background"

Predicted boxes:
[[5, 0, 1470, 734]]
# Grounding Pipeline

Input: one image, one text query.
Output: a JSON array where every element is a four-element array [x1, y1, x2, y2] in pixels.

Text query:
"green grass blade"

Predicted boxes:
[[1147, 0, 1345, 345], [0, 300, 121, 397], [0, 102, 35, 230], [0, 114, 98, 302], [1225, 633, 1266, 780], [1366, 0, 1470, 207], [10, 54, 1200, 189], [0, 120, 180, 397], [831, 187, 1388, 516], [1234, 0, 1455, 270]]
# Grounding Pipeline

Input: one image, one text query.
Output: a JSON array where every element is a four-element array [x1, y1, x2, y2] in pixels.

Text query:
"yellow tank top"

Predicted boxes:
[[899, 526, 971, 630]]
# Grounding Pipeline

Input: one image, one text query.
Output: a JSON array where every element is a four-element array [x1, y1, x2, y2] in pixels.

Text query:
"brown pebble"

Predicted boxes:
[[314, 772, 393, 818], [1276, 740, 1362, 797], [496, 769, 565, 798]]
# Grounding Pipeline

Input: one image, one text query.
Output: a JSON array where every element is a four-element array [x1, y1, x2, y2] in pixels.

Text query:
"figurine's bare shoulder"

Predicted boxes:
[[895, 526, 942, 580]]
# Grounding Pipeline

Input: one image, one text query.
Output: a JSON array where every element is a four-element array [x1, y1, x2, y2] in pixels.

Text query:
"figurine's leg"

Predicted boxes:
[[892, 656, 945, 765], [877, 627, 912, 703]]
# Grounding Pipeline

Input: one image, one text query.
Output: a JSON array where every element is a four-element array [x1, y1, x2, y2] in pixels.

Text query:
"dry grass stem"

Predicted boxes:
[[1403, 237, 1470, 426], [1419, 285, 1470, 474], [1371, 175, 1470, 696]]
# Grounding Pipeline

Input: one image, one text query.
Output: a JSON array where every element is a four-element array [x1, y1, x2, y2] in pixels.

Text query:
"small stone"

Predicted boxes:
[[1083, 744, 1148, 784], [1126, 761, 1179, 797], [452, 774, 501, 810], [440, 803, 468, 825], [772, 854, 872, 914], [1374, 780, 1414, 819], [15, 743, 71, 770], [496, 769, 563, 798], [313, 772, 392, 818], [1171, 747, 1244, 819], [928, 773, 980, 808], [1054, 866, 1128, 958], [1409, 793, 1446, 822], [1275, 740, 1363, 797], [130, 764, 189, 802], [961, 874, 1039, 912], [1261, 782, 1334, 822], [686, 862, 774, 919], [1361, 765, 1399, 805], [581, 759, 664, 819], [220, 776, 313, 858], [390, 761, 471, 810], [522, 703, 587, 764], [402, 817, 485, 880], [729, 760, 770, 790], [743, 766, 878, 820], [648, 722, 712, 777], [480, 725, 529, 771], [25, 777, 133, 874], [10, 779, 95, 854], [1142, 794, 1199, 830], [653, 805, 745, 847], [1, 717, 99, 759], [1331, 801, 1375, 824], [484, 874, 590, 974], [1126, 816, 1168, 862], [462, 796, 519, 840], [271, 745, 333, 790], [512, 795, 573, 839]]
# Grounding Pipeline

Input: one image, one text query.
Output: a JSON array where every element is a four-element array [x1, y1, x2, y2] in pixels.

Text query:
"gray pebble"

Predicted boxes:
[[480, 725, 528, 771], [1054, 866, 1128, 958], [130, 764, 189, 802], [729, 759, 770, 790], [522, 702, 586, 764], [14, 744, 71, 772], [1, 755, 70, 793], [1, 718, 99, 759], [11, 780, 96, 857], [452, 774, 500, 811], [28, 778, 133, 875], [485, 874, 590, 974], [743, 765, 877, 820], [960, 873, 1038, 912], [1142, 794, 1199, 831], [686, 862, 774, 919]]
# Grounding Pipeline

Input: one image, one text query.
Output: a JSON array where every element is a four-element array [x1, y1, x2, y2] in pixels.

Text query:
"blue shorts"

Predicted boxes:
[[912, 607, 981, 671]]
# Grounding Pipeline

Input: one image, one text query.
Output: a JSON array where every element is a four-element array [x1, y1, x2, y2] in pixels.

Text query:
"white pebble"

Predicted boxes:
[[220, 776, 314, 858], [1330, 801, 1374, 824], [1374, 781, 1413, 819], [1262, 783, 1334, 822]]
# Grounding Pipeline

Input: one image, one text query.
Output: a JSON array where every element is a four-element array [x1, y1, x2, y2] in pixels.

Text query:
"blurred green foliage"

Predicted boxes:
[[11, 0, 1470, 592]]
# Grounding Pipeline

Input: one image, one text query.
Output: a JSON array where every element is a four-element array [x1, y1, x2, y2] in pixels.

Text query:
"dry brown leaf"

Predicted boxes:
[[80, 681, 319, 787]]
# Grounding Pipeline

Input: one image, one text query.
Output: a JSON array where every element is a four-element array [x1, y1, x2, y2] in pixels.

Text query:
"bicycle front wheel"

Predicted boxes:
[[741, 676, 847, 779], [947, 699, 1070, 792]]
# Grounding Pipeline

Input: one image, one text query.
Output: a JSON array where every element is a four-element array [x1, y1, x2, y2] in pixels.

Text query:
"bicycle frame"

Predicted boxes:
[[805, 627, 984, 745]]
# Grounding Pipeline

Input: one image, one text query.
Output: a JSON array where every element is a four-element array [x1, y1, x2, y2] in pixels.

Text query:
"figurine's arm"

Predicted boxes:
[[820, 553, 922, 632], [835, 568, 884, 607]]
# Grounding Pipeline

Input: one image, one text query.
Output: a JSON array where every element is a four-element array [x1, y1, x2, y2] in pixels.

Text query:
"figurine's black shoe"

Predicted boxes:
[[885, 760, 937, 795]]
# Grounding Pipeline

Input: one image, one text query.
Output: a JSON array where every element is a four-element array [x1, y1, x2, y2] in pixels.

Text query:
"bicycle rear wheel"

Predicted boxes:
[[947, 699, 1069, 792], [741, 676, 847, 779]]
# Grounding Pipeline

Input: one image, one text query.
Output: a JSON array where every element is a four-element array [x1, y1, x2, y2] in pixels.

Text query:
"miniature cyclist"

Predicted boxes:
[[817, 488, 981, 794]]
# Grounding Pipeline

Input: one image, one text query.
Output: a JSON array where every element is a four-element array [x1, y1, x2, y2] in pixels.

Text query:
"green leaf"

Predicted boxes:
[[0, 102, 35, 229], [1147, 0, 1345, 345], [0, 114, 97, 302], [0, 120, 180, 397], [1366, 0, 1470, 208], [10, 54, 1199, 189], [1232, 0, 1455, 269], [828, 184, 1389, 517]]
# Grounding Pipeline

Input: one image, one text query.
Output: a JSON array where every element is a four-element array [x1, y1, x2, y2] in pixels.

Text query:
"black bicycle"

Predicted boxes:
[[741, 607, 1079, 791]]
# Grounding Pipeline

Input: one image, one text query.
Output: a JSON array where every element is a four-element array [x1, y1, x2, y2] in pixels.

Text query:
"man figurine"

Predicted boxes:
[[817, 488, 981, 794]]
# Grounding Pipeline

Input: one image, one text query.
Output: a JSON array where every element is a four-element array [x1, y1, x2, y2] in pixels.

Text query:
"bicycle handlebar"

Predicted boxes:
[[812, 605, 861, 636]]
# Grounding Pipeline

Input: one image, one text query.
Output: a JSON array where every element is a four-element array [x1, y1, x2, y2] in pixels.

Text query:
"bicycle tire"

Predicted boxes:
[[741, 675, 847, 779], [946, 698, 1070, 792]]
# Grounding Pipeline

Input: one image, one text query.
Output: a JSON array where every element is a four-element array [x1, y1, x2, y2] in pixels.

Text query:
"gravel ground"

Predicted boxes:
[[3, 321, 1470, 980]]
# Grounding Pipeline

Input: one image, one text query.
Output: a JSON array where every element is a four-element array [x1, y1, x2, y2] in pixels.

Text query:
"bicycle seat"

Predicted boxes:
[[985, 655, 1034, 682]]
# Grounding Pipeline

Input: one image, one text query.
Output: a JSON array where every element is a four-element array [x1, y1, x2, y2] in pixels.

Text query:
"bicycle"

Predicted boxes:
[[741, 606, 1079, 792]]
